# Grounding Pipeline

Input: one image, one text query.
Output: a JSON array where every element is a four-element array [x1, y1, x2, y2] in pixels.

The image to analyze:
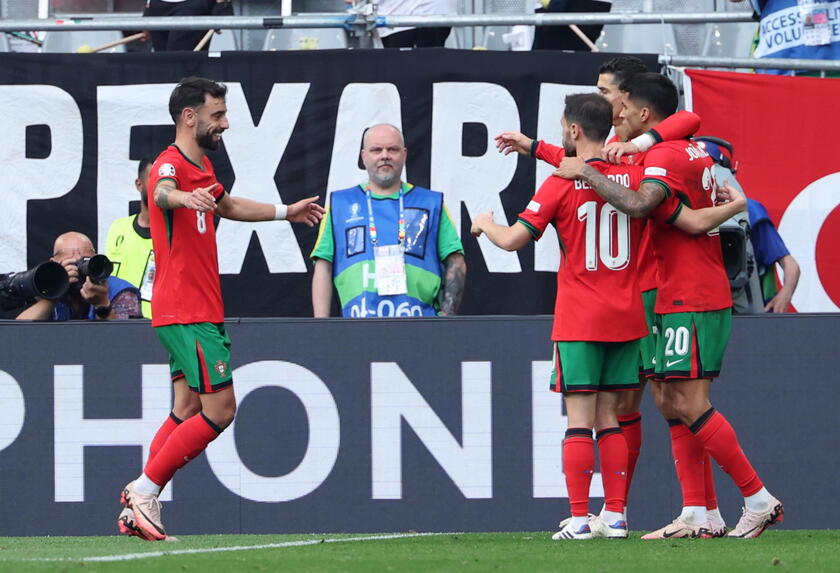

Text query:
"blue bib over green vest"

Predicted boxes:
[[329, 184, 446, 317]]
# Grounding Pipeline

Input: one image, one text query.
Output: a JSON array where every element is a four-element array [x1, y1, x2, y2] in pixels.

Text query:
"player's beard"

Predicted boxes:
[[197, 122, 223, 151], [140, 189, 148, 207], [562, 133, 577, 157]]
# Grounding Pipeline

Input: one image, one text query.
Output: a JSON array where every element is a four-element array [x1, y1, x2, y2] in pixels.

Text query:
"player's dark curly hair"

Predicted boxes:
[[564, 93, 613, 142], [597, 56, 648, 87], [168, 76, 228, 123], [619, 72, 679, 120]]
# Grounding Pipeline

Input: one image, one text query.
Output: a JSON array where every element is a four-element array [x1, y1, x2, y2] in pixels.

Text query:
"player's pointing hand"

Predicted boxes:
[[287, 196, 326, 227], [184, 184, 218, 212], [471, 211, 495, 237]]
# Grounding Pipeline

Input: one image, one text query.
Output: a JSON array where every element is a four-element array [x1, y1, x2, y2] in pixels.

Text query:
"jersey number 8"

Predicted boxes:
[[196, 211, 207, 234]]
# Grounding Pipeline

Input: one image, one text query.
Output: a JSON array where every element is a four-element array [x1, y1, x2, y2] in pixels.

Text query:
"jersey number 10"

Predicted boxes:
[[577, 201, 630, 271]]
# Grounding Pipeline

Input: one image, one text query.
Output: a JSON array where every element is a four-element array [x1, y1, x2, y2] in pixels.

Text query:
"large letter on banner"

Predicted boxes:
[[371, 361, 492, 499], [217, 83, 310, 274], [533, 83, 594, 272], [0, 85, 82, 270], [326, 83, 404, 198], [431, 83, 520, 272], [96, 84, 174, 252]]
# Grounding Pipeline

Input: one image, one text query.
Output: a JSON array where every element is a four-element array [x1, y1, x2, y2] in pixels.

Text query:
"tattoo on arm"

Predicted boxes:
[[440, 253, 466, 316], [580, 166, 665, 218], [155, 182, 176, 209]]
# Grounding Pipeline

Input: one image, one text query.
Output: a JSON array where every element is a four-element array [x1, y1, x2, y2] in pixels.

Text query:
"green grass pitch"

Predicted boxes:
[[0, 531, 837, 572]]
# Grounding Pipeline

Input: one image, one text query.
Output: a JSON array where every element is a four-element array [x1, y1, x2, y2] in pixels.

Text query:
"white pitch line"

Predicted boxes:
[[29, 532, 458, 563]]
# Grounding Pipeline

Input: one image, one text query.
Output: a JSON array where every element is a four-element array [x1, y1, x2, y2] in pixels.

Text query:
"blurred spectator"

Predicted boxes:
[[5, 31, 42, 52], [747, 198, 800, 312], [143, 0, 233, 52], [376, 0, 453, 47], [732, 0, 840, 76], [105, 158, 154, 318], [532, 0, 610, 51], [17, 232, 141, 321]]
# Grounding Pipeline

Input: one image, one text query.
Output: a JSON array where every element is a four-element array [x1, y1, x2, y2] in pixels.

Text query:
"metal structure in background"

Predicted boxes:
[[1, 10, 839, 71]]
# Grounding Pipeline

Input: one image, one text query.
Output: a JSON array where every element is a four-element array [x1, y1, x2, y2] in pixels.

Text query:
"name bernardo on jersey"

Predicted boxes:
[[574, 172, 631, 191]]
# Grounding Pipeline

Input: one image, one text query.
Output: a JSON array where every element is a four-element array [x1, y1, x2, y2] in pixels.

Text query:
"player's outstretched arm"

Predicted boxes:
[[554, 158, 664, 218], [216, 194, 324, 226], [439, 252, 466, 316], [495, 131, 533, 156], [312, 258, 334, 317], [673, 182, 746, 235], [470, 212, 531, 251], [155, 180, 218, 212], [286, 196, 325, 227]]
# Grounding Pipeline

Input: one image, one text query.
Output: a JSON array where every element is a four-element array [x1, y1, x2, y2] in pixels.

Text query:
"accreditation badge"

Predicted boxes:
[[374, 244, 408, 295], [140, 251, 155, 301], [800, 1, 831, 46]]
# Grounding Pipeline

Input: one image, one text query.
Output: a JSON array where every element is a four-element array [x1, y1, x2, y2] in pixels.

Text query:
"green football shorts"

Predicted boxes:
[[652, 308, 732, 381], [155, 322, 233, 394], [639, 288, 657, 376], [549, 340, 642, 394]]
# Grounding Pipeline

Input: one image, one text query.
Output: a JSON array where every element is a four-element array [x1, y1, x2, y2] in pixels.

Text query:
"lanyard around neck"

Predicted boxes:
[[365, 185, 405, 247]]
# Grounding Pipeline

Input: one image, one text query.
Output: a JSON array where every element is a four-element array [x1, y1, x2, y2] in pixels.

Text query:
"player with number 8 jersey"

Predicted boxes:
[[148, 145, 226, 327]]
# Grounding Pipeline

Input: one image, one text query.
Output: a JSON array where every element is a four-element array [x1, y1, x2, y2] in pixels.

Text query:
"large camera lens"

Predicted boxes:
[[76, 255, 113, 285], [0, 261, 69, 310]]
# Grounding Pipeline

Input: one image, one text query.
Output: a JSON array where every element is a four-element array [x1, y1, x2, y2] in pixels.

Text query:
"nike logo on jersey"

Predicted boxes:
[[665, 359, 684, 367]]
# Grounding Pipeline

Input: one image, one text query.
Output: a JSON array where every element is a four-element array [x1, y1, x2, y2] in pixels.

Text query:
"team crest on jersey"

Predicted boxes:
[[158, 163, 176, 177], [214, 360, 228, 378]]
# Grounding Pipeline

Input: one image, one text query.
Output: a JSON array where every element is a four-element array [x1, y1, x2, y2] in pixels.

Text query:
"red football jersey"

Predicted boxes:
[[622, 149, 658, 293], [533, 110, 700, 170], [518, 159, 647, 342], [148, 145, 226, 327], [642, 140, 732, 314]]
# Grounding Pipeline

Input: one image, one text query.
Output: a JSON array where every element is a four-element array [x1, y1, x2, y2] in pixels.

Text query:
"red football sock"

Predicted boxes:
[[144, 413, 221, 487], [617, 412, 642, 501], [563, 428, 594, 517], [669, 419, 707, 507], [596, 428, 628, 513], [704, 453, 718, 510], [149, 413, 182, 462], [691, 409, 763, 497]]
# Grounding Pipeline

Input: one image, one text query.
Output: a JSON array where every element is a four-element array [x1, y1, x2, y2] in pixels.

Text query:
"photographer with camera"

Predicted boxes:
[[16, 232, 141, 321]]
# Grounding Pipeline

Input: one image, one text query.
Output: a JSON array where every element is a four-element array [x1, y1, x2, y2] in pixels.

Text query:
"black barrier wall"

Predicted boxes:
[[0, 314, 836, 535], [0, 50, 658, 318]]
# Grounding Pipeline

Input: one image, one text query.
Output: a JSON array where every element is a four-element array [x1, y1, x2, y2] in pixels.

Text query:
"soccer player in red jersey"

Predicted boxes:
[[117, 77, 324, 541], [557, 73, 784, 540], [494, 57, 702, 511], [472, 93, 744, 540]]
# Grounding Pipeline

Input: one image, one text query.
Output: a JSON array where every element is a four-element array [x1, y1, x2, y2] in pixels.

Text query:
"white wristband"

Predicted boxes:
[[630, 132, 656, 152], [273, 203, 288, 220]]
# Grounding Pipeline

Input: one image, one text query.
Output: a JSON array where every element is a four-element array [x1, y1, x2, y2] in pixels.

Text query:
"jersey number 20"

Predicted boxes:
[[577, 201, 630, 271]]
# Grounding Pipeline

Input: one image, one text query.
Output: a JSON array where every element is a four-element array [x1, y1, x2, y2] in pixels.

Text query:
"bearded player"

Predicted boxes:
[[117, 76, 324, 541], [472, 93, 744, 540], [557, 73, 783, 539]]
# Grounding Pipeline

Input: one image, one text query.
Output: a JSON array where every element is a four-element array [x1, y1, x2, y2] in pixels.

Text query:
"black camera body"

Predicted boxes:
[[74, 254, 114, 286], [0, 261, 70, 310]]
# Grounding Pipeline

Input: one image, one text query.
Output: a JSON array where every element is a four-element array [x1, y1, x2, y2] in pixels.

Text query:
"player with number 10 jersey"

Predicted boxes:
[[518, 159, 647, 344]]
